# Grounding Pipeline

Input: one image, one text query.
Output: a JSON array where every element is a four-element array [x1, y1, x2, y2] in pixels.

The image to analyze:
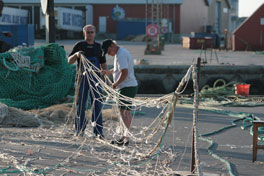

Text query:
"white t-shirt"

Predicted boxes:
[[113, 47, 138, 89]]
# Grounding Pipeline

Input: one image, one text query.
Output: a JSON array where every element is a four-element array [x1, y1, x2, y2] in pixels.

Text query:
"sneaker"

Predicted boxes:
[[79, 131, 85, 137], [94, 134, 104, 140], [111, 138, 129, 146], [74, 131, 84, 137], [74, 131, 79, 137], [98, 135, 104, 140]]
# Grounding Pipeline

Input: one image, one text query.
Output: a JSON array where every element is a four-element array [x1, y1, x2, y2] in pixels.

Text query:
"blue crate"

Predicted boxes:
[[0, 24, 34, 47]]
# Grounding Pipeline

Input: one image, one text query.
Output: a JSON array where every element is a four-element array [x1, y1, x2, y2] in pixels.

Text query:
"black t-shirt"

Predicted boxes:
[[69, 41, 106, 68]]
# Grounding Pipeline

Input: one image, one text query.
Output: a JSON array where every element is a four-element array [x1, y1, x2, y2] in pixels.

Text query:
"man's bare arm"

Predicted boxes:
[[100, 63, 108, 70], [113, 69, 128, 89], [68, 52, 81, 64]]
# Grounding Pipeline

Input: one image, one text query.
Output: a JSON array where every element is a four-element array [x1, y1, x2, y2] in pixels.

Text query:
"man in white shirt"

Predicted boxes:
[[101, 39, 138, 146]]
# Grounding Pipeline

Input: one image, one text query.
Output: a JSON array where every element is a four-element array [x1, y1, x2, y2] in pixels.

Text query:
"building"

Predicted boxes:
[[2, 0, 183, 39], [2, 0, 241, 44], [180, 0, 208, 34], [180, 0, 239, 48], [230, 0, 239, 32], [232, 3, 264, 51], [181, 0, 239, 36], [93, 1, 182, 40], [206, 0, 231, 35]]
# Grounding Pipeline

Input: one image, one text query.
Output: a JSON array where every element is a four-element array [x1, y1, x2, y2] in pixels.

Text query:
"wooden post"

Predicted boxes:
[[45, 0, 55, 43], [0, 0, 4, 17], [197, 57, 201, 89], [252, 121, 264, 162], [191, 57, 201, 173]]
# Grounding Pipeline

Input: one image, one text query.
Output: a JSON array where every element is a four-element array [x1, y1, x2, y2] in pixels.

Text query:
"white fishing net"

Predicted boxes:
[[0, 55, 202, 176]]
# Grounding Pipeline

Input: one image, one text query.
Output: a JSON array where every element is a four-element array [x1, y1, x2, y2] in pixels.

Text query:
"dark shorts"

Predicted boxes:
[[118, 86, 138, 110]]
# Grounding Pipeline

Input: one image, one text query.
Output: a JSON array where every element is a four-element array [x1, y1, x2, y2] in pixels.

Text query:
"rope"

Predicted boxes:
[[199, 137, 235, 176], [198, 107, 264, 176], [10, 52, 31, 68], [192, 64, 203, 176], [2, 57, 19, 71], [176, 96, 264, 176], [198, 112, 243, 176]]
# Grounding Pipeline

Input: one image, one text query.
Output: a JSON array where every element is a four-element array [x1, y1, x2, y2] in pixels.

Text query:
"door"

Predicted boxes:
[[99, 16, 106, 33]]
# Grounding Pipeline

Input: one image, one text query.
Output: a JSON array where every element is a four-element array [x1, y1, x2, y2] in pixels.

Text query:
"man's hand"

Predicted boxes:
[[101, 70, 110, 76], [112, 82, 118, 89], [76, 51, 84, 58], [101, 69, 113, 76], [68, 51, 84, 64], [111, 69, 128, 89]]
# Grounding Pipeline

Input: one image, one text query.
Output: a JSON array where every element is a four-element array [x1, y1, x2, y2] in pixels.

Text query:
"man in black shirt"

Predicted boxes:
[[68, 24, 107, 138]]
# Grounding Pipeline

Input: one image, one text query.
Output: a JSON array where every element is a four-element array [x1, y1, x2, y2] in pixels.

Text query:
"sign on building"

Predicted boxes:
[[146, 24, 159, 37], [57, 7, 83, 31], [0, 7, 28, 25], [111, 5, 125, 21], [40, 7, 83, 31]]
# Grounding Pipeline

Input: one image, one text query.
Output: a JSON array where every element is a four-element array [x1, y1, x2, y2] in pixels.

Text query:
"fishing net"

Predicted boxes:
[[0, 43, 75, 110], [0, 53, 203, 175]]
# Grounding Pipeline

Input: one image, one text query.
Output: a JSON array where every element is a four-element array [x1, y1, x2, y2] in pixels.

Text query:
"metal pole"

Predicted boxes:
[[46, 0, 55, 43], [145, 0, 148, 50], [160, 0, 162, 20], [32, 6, 35, 25], [145, 0, 148, 28], [151, 0, 154, 24], [0, 0, 3, 17], [157, 0, 159, 25], [167, 0, 169, 19], [151, 0, 154, 47], [157, 0, 160, 47]]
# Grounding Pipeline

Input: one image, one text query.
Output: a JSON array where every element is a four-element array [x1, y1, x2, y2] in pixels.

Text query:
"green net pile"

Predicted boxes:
[[199, 79, 236, 98], [0, 43, 75, 110]]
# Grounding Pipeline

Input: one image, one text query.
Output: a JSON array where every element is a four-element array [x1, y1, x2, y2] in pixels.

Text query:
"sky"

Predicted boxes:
[[239, 0, 264, 17]]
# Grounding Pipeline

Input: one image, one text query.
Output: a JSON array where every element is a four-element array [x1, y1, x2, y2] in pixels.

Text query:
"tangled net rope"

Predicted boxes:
[[63, 54, 202, 174], [0, 54, 203, 175]]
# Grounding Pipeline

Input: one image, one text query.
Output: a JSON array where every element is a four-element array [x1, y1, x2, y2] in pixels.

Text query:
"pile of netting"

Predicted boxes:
[[0, 43, 74, 110], [199, 79, 236, 98], [197, 79, 264, 107]]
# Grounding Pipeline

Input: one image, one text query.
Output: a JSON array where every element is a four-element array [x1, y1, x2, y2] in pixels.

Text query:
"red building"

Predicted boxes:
[[232, 3, 264, 51], [93, 4, 181, 34]]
